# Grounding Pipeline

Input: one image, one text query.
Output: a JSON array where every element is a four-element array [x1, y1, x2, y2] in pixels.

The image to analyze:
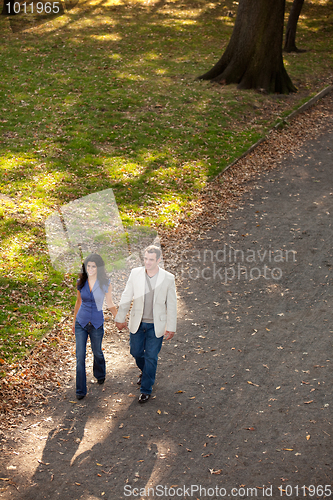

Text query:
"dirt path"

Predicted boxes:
[[0, 97, 332, 500]]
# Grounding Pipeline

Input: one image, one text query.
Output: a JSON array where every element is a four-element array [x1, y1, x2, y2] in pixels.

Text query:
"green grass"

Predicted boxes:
[[0, 0, 332, 368]]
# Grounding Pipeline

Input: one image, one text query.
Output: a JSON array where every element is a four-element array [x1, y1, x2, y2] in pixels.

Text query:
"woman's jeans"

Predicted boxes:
[[75, 320, 105, 397], [130, 322, 163, 395]]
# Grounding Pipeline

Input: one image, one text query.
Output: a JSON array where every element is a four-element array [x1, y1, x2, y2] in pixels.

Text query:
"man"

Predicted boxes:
[[115, 245, 177, 403]]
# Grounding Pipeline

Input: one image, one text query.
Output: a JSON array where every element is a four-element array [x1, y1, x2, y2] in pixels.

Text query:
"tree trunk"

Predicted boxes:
[[1, 0, 19, 15], [198, 0, 297, 94], [284, 0, 305, 52]]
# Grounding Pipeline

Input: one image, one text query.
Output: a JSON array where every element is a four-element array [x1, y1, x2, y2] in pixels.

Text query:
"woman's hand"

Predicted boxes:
[[105, 285, 117, 317]]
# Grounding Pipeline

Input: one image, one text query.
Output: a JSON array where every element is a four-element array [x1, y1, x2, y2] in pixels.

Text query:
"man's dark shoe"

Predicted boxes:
[[76, 394, 85, 400], [97, 378, 105, 385], [138, 393, 150, 404], [137, 372, 142, 386]]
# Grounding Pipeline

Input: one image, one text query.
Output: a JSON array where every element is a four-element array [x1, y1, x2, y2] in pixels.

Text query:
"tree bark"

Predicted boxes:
[[284, 0, 305, 52], [1, 0, 19, 15], [198, 0, 297, 94]]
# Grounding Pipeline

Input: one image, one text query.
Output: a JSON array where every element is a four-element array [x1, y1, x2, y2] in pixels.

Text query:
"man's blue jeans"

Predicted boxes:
[[130, 322, 163, 395], [75, 321, 106, 397]]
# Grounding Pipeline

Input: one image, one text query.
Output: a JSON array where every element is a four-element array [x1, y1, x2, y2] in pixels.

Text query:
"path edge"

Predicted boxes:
[[214, 84, 333, 180]]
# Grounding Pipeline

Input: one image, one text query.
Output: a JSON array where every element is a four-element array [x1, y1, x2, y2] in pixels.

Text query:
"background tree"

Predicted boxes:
[[1, 1, 19, 15], [284, 0, 305, 52], [198, 0, 297, 94]]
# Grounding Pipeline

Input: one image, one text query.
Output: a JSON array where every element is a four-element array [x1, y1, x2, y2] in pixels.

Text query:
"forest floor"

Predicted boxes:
[[0, 94, 332, 499], [1, 0, 333, 366]]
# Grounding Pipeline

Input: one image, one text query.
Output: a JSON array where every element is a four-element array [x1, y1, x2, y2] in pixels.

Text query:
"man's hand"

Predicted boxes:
[[164, 331, 175, 340], [116, 321, 127, 331]]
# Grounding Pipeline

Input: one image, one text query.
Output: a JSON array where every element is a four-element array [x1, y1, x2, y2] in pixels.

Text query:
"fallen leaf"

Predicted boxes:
[[157, 409, 162, 414], [306, 435, 311, 440], [247, 381, 259, 387], [175, 390, 184, 393], [209, 468, 222, 475], [122, 436, 130, 439]]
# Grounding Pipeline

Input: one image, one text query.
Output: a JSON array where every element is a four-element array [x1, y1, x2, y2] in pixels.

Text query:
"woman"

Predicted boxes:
[[72, 253, 117, 400]]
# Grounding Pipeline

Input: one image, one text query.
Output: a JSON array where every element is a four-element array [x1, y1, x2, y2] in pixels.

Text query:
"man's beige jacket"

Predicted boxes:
[[115, 266, 177, 337]]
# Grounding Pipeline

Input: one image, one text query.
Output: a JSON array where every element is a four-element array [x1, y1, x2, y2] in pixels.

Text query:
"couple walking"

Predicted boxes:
[[72, 245, 177, 403]]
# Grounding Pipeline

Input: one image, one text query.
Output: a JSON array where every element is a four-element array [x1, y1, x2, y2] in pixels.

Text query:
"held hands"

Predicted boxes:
[[164, 331, 175, 340], [116, 321, 127, 331]]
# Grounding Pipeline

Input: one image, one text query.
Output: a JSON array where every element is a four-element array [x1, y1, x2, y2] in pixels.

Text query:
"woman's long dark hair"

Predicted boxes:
[[77, 253, 109, 290]]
